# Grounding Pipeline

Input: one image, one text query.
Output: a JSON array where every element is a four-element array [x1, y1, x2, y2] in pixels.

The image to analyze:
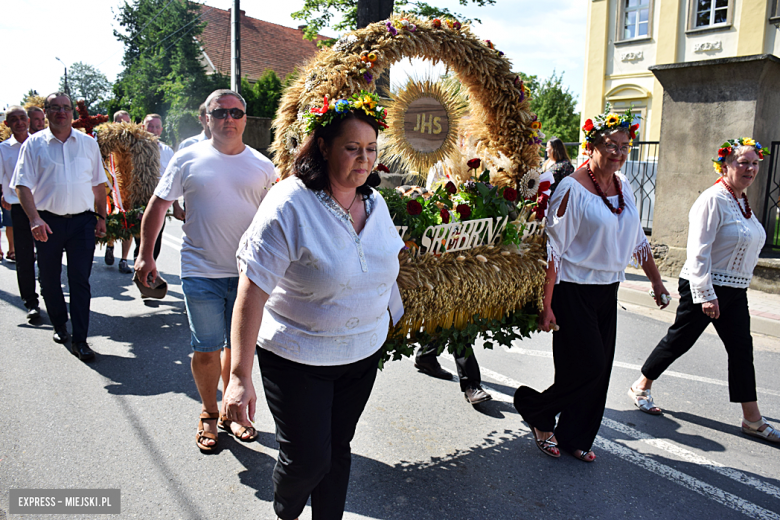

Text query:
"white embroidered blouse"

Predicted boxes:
[[679, 183, 766, 303], [546, 173, 651, 285], [237, 176, 405, 367]]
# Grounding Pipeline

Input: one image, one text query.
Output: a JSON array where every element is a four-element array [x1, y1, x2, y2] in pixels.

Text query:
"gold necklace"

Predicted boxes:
[[330, 191, 359, 223]]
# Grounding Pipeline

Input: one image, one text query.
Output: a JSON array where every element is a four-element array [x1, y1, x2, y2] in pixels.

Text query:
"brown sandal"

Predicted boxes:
[[219, 415, 258, 442], [196, 412, 220, 452]]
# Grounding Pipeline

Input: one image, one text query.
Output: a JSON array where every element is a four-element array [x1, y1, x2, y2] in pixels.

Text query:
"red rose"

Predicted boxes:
[[538, 180, 551, 193], [376, 163, 390, 173], [502, 187, 518, 202], [718, 147, 732, 158], [630, 123, 639, 139], [467, 158, 481, 170], [583, 119, 594, 132], [759, 151, 764, 160], [406, 199, 423, 216], [440, 207, 450, 224], [445, 181, 457, 194], [456, 203, 471, 219]]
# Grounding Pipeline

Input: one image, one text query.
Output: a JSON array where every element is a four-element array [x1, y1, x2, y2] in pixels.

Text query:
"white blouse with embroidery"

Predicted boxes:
[[546, 172, 651, 285], [679, 183, 766, 304], [236, 176, 405, 367]]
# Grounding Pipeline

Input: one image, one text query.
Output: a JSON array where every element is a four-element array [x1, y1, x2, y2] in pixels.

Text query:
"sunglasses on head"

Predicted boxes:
[[209, 108, 245, 119]]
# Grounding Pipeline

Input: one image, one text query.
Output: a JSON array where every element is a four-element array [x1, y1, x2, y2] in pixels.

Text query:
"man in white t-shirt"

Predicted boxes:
[[177, 103, 211, 151], [136, 89, 275, 451]]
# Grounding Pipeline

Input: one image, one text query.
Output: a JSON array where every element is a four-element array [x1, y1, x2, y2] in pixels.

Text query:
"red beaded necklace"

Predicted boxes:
[[720, 180, 752, 219], [587, 165, 625, 215]]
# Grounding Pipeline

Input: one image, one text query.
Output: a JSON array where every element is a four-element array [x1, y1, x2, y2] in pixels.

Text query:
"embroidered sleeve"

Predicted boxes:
[[686, 194, 721, 304]]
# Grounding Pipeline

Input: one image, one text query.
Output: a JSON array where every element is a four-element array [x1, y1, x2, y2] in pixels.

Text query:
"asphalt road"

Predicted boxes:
[[1, 220, 779, 520]]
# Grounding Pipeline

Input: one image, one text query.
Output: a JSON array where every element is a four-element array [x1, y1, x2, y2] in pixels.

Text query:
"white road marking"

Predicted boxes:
[[501, 346, 780, 397], [438, 358, 780, 517], [161, 233, 183, 251]]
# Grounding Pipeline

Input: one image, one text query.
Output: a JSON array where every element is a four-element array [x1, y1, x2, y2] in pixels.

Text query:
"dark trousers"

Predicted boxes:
[[514, 282, 619, 452], [416, 341, 481, 391], [258, 347, 380, 520], [10, 204, 39, 310], [133, 220, 164, 260], [36, 211, 96, 343], [642, 278, 756, 402]]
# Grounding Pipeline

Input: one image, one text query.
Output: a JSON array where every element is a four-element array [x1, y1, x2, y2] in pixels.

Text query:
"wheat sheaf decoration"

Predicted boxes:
[[270, 13, 541, 185]]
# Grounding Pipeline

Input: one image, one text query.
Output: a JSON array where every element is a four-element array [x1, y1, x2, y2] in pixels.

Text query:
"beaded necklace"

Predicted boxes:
[[587, 165, 625, 215], [720, 180, 752, 219]]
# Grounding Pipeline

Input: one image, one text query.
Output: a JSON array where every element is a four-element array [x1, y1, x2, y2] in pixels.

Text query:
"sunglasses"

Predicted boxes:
[[209, 108, 245, 120]]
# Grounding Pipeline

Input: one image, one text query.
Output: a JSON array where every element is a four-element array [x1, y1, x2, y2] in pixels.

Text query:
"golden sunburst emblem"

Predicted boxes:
[[381, 78, 468, 176]]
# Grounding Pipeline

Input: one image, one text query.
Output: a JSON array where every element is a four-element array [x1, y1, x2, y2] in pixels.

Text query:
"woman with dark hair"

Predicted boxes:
[[514, 109, 670, 462], [223, 92, 404, 520], [543, 137, 574, 194], [629, 138, 779, 443]]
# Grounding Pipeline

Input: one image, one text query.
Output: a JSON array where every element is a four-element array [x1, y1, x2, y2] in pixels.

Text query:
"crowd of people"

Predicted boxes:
[[1, 89, 778, 519]]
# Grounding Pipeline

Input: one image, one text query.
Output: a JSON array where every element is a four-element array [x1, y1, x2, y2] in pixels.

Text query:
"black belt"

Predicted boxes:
[[39, 210, 89, 219]]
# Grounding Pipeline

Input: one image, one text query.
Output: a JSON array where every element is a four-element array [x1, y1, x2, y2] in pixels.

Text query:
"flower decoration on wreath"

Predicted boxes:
[[711, 137, 771, 174], [303, 90, 389, 135], [580, 103, 639, 155]]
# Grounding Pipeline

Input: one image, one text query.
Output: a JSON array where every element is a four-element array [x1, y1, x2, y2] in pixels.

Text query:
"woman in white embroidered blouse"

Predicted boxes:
[[514, 110, 670, 462], [630, 139, 779, 443], [222, 103, 404, 520]]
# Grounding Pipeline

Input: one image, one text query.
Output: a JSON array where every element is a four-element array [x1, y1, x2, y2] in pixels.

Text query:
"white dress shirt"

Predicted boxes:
[[237, 176, 405, 366], [0, 134, 24, 204], [11, 128, 105, 215], [679, 183, 766, 303], [158, 141, 174, 176], [546, 172, 650, 284], [177, 131, 208, 151]]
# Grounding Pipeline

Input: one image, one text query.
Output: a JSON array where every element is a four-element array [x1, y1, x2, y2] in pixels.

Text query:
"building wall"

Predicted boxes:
[[582, 0, 780, 143]]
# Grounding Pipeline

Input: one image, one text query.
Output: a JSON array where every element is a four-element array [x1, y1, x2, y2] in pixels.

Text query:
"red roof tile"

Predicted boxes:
[[197, 5, 327, 82]]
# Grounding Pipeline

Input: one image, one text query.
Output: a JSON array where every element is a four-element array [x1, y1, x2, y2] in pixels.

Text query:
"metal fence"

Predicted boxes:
[[560, 141, 660, 232], [762, 141, 780, 249]]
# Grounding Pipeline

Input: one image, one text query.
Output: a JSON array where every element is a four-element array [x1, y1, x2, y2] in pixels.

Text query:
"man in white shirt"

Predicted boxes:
[[136, 89, 275, 450], [28, 107, 46, 134], [12, 92, 108, 361], [177, 103, 212, 151], [1, 106, 41, 321], [113, 110, 131, 124]]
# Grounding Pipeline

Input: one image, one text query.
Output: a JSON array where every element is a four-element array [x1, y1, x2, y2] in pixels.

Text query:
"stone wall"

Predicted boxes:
[[244, 116, 273, 157], [649, 54, 780, 275]]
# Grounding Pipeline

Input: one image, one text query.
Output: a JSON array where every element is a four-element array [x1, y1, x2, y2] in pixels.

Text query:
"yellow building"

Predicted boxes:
[[581, 0, 780, 141]]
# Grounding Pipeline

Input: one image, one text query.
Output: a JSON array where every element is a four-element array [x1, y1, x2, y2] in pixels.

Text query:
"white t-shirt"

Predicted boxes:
[[679, 182, 766, 303], [546, 172, 649, 284], [0, 134, 24, 205], [177, 131, 208, 151], [237, 176, 404, 366], [158, 142, 174, 176], [154, 140, 275, 278], [11, 128, 105, 215]]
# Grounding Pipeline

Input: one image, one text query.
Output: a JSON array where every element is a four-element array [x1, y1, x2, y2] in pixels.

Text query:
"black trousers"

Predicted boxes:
[[641, 278, 756, 402], [514, 282, 619, 453], [258, 347, 380, 520], [10, 204, 39, 310], [36, 211, 96, 343], [416, 341, 481, 391], [133, 220, 164, 261]]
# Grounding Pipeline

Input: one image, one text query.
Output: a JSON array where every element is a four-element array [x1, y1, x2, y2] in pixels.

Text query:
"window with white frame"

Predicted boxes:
[[691, 0, 732, 29], [620, 0, 652, 41]]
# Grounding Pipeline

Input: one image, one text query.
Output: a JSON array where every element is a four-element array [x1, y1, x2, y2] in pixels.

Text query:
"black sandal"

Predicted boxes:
[[528, 424, 560, 458]]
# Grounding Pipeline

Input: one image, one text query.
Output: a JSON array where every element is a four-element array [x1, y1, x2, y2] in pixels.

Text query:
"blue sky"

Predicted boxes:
[[0, 0, 586, 111]]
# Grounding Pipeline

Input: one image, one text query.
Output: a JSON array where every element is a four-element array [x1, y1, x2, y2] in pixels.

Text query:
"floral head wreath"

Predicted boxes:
[[580, 103, 640, 155], [303, 90, 389, 135], [712, 137, 770, 174]]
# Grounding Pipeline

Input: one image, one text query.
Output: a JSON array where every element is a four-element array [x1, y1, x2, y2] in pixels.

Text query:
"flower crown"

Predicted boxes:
[[303, 90, 389, 135], [581, 103, 639, 148], [711, 137, 770, 174]]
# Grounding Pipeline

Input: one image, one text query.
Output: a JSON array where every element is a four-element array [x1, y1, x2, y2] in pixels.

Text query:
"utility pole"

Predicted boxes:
[[55, 57, 71, 101], [231, 0, 241, 94], [356, 0, 393, 96]]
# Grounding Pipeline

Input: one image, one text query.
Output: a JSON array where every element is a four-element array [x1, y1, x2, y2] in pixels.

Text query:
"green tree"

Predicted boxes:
[[110, 0, 227, 141], [58, 62, 113, 114], [522, 70, 580, 145], [241, 70, 284, 118], [293, 0, 495, 44]]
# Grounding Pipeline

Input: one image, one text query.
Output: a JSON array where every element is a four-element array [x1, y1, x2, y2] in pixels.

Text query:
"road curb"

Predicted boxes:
[[618, 285, 780, 339]]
